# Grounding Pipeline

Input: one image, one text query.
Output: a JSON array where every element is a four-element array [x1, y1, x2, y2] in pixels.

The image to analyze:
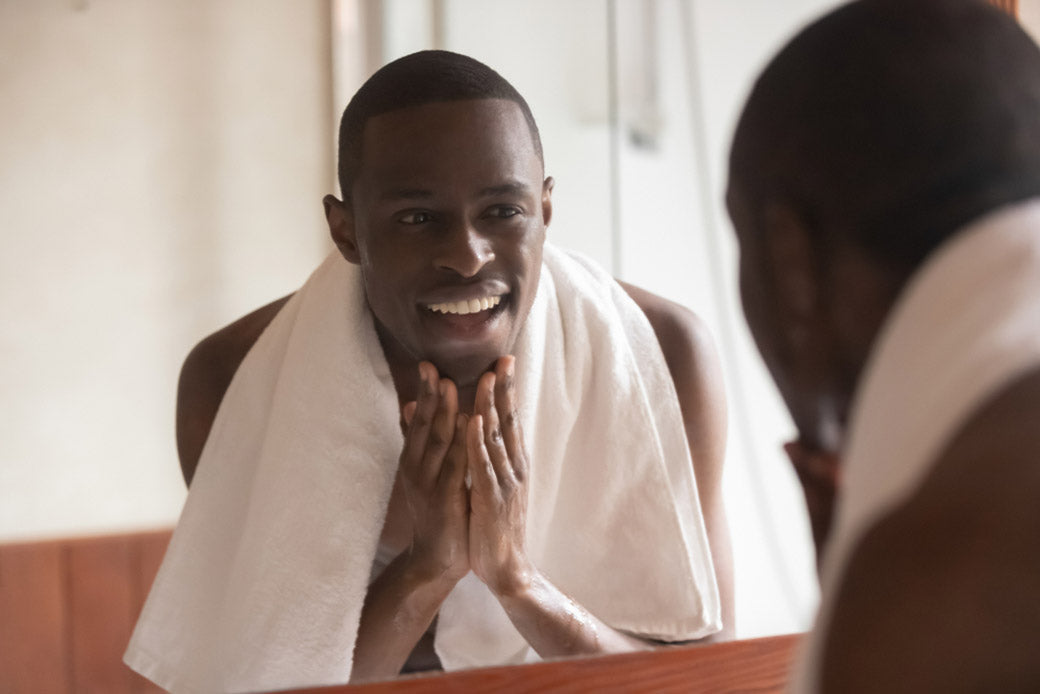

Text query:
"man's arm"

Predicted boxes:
[[350, 366, 471, 683], [466, 358, 654, 658], [177, 312, 467, 680], [619, 281, 735, 640], [820, 366, 1040, 692], [175, 294, 292, 485]]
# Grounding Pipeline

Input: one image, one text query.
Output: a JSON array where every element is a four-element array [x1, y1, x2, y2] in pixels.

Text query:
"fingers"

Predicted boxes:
[[422, 378, 458, 487], [783, 440, 841, 487], [493, 356, 528, 482], [402, 400, 417, 426], [467, 413, 501, 504], [440, 413, 469, 490], [476, 370, 516, 489], [400, 362, 458, 487], [400, 362, 439, 474]]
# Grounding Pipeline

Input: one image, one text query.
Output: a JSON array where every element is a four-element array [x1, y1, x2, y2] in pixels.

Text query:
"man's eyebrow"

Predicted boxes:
[[478, 181, 532, 198], [378, 181, 533, 202], [379, 188, 434, 202]]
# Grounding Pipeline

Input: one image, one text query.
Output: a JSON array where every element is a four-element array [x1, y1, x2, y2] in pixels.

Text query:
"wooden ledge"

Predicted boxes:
[[277, 633, 802, 694]]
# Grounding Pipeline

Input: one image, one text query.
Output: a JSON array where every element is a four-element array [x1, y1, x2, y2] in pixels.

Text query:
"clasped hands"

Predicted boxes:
[[399, 355, 533, 598]]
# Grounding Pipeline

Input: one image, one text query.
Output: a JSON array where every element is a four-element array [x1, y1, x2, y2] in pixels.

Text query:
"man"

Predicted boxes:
[[126, 51, 730, 692], [727, 0, 1040, 691]]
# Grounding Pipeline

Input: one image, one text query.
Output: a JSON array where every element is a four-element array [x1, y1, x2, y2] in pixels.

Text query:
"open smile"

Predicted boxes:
[[418, 292, 510, 344], [425, 295, 503, 315]]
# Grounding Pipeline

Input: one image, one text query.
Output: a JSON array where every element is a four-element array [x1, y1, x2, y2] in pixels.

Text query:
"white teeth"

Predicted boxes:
[[427, 295, 503, 315]]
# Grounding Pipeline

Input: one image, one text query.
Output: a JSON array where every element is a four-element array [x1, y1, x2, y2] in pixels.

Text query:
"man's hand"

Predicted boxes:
[[466, 355, 535, 597], [465, 356, 653, 657], [784, 439, 841, 563], [399, 361, 471, 584]]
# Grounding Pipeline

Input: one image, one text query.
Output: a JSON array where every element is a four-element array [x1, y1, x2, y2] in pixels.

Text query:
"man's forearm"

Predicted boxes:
[[495, 568, 653, 659], [350, 552, 459, 683]]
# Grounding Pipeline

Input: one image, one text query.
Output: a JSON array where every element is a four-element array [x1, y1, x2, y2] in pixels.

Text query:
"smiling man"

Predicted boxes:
[[728, 1, 1040, 691], [330, 95, 545, 410], [125, 51, 730, 693]]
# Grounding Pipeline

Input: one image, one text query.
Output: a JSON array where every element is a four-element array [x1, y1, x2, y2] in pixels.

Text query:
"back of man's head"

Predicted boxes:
[[337, 50, 543, 200], [730, 0, 1040, 273]]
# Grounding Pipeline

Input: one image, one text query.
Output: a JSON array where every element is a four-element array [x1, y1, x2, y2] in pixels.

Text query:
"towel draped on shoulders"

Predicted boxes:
[[125, 242, 720, 694]]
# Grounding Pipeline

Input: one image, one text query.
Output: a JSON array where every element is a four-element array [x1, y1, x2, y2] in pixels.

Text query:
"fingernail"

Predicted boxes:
[[420, 363, 436, 394]]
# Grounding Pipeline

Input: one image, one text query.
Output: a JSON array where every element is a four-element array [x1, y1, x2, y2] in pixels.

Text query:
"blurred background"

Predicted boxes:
[[4, 0, 1037, 639]]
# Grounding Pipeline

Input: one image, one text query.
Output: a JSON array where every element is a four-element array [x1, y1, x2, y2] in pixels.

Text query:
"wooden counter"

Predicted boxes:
[[1, 529, 800, 694], [280, 633, 801, 694]]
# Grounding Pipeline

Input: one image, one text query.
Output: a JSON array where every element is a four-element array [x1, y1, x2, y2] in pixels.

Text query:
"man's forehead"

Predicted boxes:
[[362, 98, 530, 147], [353, 99, 542, 197]]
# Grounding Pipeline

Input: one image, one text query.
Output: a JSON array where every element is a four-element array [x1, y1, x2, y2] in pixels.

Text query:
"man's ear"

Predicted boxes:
[[541, 176, 555, 228], [323, 194, 360, 264], [761, 201, 822, 330]]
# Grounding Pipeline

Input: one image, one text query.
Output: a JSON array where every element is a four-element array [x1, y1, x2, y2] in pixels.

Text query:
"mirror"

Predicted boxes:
[[11, 0, 1026, 686]]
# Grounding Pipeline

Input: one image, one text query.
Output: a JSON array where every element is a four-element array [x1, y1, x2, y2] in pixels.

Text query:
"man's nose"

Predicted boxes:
[[433, 222, 495, 278]]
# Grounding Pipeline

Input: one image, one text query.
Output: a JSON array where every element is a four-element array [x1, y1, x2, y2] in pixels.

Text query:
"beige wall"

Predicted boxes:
[[0, 0, 332, 540]]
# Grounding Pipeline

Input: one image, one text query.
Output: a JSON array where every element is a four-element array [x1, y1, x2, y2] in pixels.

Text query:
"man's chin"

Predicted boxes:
[[430, 352, 502, 393]]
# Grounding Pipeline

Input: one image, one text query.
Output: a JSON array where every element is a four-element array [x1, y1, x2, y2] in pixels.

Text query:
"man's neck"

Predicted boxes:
[[374, 320, 480, 414]]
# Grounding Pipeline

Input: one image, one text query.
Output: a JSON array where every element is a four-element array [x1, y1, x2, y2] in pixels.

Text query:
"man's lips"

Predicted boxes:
[[418, 280, 510, 315], [417, 292, 509, 341], [426, 294, 503, 315]]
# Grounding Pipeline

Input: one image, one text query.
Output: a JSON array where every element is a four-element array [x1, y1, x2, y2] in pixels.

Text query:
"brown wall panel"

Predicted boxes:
[[66, 536, 140, 694], [0, 541, 71, 694]]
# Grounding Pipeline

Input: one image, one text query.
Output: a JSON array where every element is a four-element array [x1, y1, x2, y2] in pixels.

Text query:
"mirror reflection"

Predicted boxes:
[[18, 0, 1004, 687]]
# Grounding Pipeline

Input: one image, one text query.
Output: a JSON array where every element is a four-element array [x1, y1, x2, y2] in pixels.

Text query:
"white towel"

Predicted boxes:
[[125, 242, 720, 694], [789, 198, 1040, 692]]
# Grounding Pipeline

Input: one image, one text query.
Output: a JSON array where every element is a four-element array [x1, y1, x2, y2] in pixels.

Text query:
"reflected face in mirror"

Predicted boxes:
[[728, 180, 844, 558], [727, 186, 775, 372], [329, 98, 554, 392], [727, 180, 847, 454], [726, 185, 803, 425]]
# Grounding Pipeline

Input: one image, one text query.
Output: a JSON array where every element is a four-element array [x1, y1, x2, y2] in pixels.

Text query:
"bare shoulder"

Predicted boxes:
[[822, 365, 1040, 692], [176, 294, 294, 486], [617, 280, 716, 369]]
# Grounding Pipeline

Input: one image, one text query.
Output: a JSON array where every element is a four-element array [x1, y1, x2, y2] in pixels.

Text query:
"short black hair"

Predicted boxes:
[[336, 50, 543, 200], [730, 0, 1040, 271]]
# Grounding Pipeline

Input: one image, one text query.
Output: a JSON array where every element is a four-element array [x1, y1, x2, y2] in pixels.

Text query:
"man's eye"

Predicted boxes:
[[399, 211, 433, 225], [487, 206, 521, 219]]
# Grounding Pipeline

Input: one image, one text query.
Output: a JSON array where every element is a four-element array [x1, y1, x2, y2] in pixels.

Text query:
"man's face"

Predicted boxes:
[[727, 182, 816, 436], [334, 98, 552, 389], [727, 179, 846, 453], [727, 184, 784, 389]]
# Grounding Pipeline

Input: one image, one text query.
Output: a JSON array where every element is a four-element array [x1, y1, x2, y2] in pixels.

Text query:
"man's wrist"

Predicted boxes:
[[490, 560, 541, 602], [401, 549, 467, 593], [381, 553, 463, 629]]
